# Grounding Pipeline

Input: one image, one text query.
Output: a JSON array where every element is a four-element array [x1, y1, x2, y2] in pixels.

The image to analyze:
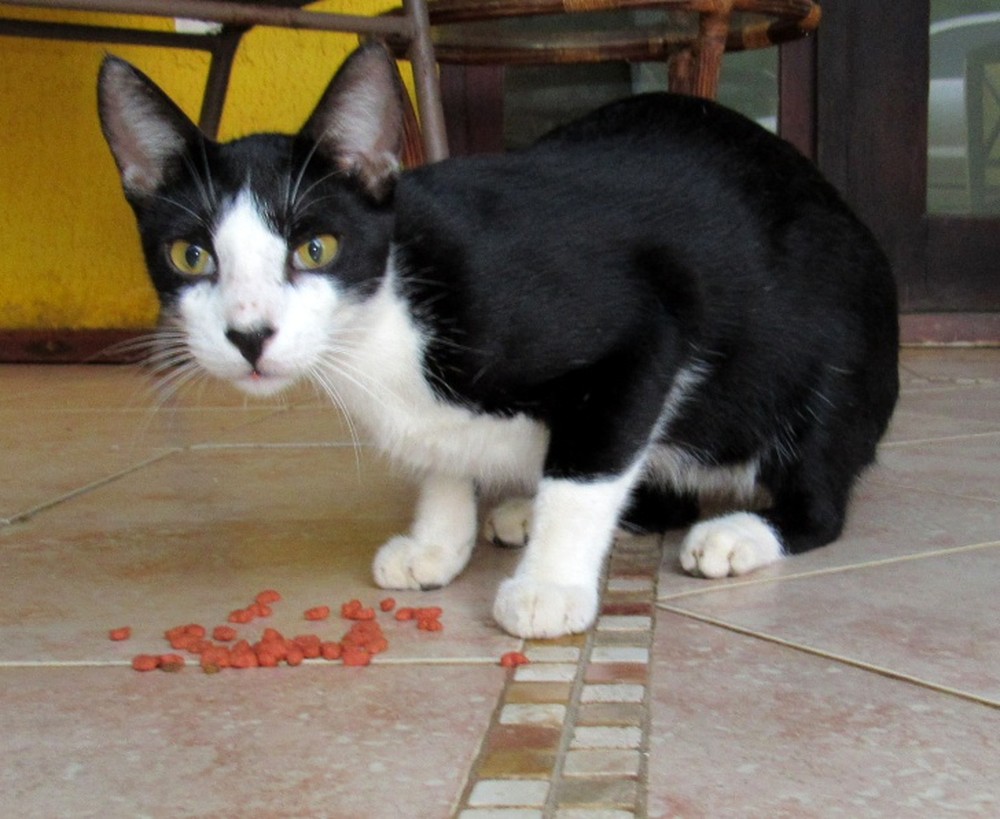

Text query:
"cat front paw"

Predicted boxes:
[[679, 512, 785, 578], [483, 496, 534, 548], [492, 577, 598, 638], [372, 535, 471, 590]]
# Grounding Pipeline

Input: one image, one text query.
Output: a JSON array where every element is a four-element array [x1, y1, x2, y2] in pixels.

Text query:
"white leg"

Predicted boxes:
[[493, 470, 637, 638], [483, 495, 535, 547], [679, 511, 785, 578], [373, 473, 478, 590]]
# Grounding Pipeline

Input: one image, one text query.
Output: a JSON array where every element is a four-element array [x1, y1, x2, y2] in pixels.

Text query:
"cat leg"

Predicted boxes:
[[483, 496, 535, 548], [373, 473, 477, 590], [679, 512, 785, 578], [679, 455, 855, 578], [493, 470, 637, 638]]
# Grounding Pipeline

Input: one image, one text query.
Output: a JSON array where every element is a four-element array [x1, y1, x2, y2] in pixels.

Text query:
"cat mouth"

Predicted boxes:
[[234, 366, 292, 396]]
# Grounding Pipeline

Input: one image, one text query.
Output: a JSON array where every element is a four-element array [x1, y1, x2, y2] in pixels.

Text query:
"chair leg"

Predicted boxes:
[[403, 0, 449, 161], [690, 10, 731, 99], [198, 26, 246, 139]]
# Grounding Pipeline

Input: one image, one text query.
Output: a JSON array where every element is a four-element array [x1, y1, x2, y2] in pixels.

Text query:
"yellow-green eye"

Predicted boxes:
[[168, 240, 215, 277], [292, 234, 339, 271]]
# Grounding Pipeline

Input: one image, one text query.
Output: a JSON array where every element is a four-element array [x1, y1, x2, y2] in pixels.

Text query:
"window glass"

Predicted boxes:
[[928, 0, 1000, 214]]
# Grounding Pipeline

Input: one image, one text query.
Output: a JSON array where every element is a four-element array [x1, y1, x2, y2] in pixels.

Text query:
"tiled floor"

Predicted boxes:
[[1, 347, 998, 818]]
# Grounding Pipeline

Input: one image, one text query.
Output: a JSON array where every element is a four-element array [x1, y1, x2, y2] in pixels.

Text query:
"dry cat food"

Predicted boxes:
[[113, 590, 443, 673], [499, 651, 531, 668]]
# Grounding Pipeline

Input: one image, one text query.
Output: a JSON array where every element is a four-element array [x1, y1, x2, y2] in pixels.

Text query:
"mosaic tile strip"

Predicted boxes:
[[456, 534, 661, 818]]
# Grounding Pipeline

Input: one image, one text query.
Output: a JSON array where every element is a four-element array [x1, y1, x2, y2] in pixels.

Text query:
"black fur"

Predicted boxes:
[[99, 48, 898, 566]]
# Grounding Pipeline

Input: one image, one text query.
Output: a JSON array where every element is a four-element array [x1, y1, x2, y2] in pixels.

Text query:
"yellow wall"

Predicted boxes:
[[0, 1, 399, 329]]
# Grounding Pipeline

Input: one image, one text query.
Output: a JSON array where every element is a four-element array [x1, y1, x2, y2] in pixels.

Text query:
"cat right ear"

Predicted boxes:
[[97, 56, 201, 199], [302, 43, 407, 200]]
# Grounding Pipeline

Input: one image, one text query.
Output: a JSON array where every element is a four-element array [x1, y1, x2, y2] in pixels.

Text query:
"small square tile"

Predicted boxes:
[[570, 726, 643, 750], [555, 810, 635, 819], [477, 749, 558, 779], [554, 777, 639, 808], [460, 810, 544, 819], [524, 645, 581, 662], [563, 750, 643, 777], [505, 682, 574, 703], [468, 779, 550, 807], [580, 684, 646, 704], [577, 703, 645, 727], [514, 663, 578, 682], [597, 615, 652, 632], [500, 703, 567, 727], [590, 646, 650, 664], [605, 577, 654, 593]]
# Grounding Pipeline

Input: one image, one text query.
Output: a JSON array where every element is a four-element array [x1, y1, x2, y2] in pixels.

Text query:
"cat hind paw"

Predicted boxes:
[[372, 535, 470, 590], [680, 512, 785, 578], [493, 577, 597, 638], [483, 496, 534, 549]]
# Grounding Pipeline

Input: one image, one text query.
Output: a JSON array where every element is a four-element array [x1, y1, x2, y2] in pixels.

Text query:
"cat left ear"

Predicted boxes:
[[97, 56, 202, 199], [302, 43, 407, 200]]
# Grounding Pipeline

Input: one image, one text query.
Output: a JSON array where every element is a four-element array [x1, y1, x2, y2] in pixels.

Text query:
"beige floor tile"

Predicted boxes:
[[0, 663, 505, 819], [648, 611, 1000, 818], [660, 545, 1000, 703], [0, 445, 523, 664]]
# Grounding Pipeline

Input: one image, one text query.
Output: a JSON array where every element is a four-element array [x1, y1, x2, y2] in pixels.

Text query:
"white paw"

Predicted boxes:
[[680, 512, 785, 578], [483, 496, 534, 548], [493, 577, 598, 638], [372, 535, 470, 590]]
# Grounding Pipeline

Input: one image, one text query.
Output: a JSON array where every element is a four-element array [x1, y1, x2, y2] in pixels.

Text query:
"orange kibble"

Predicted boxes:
[[228, 608, 254, 624], [284, 646, 305, 667], [255, 589, 282, 605], [320, 641, 342, 661], [417, 607, 443, 620], [366, 637, 390, 655], [341, 646, 372, 666], [418, 618, 444, 632], [212, 625, 238, 642], [131, 654, 160, 672], [293, 634, 322, 659], [304, 606, 331, 621], [109, 626, 132, 641], [395, 607, 415, 621], [250, 602, 273, 618], [159, 653, 186, 672], [499, 651, 530, 668], [379, 597, 396, 612]]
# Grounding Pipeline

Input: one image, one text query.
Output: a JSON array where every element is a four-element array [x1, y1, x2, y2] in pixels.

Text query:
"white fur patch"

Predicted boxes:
[[373, 475, 478, 589], [679, 511, 785, 578], [493, 468, 639, 638], [483, 496, 534, 547], [179, 190, 342, 396]]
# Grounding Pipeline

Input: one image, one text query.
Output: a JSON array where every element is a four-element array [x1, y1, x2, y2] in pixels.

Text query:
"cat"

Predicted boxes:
[[98, 43, 899, 639]]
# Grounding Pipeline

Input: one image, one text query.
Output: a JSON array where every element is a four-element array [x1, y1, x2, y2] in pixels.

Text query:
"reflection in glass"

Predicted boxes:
[[928, 1, 1000, 214]]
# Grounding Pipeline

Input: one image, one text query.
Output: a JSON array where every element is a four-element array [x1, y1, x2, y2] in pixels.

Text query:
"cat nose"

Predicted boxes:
[[225, 325, 275, 367]]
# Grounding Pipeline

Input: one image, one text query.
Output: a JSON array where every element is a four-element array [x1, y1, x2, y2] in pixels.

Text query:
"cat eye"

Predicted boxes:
[[167, 240, 216, 277], [291, 234, 340, 271]]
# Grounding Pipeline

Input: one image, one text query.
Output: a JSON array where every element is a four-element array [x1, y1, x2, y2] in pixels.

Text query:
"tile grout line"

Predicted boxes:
[[657, 604, 1000, 710], [656, 539, 1000, 602], [453, 533, 662, 818], [1, 450, 181, 527]]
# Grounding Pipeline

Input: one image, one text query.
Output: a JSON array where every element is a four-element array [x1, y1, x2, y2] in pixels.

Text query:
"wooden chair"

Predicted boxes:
[[0, 0, 449, 162], [409, 0, 821, 99]]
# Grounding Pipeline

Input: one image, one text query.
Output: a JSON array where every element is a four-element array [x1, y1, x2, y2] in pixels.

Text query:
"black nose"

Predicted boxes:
[[225, 326, 275, 366]]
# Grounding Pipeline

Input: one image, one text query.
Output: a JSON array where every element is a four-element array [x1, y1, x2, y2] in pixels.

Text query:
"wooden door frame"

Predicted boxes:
[[815, 0, 1000, 341]]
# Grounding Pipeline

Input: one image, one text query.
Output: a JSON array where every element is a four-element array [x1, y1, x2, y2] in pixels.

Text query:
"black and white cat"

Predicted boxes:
[[98, 44, 898, 638]]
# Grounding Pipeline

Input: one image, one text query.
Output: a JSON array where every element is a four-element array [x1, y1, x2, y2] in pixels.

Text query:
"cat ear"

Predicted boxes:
[[97, 56, 201, 199], [302, 43, 407, 199]]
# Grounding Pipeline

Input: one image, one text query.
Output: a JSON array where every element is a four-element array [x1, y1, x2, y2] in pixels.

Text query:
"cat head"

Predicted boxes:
[[98, 44, 407, 396]]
